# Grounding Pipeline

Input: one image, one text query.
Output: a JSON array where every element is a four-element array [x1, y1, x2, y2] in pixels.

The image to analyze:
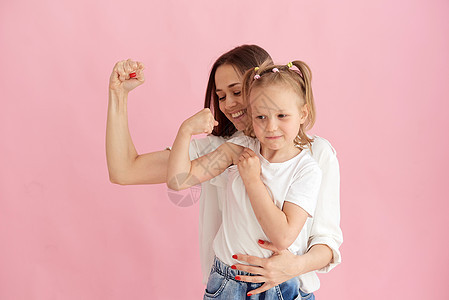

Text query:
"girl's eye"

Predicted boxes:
[[234, 91, 241, 96], [278, 114, 287, 118], [218, 95, 226, 101]]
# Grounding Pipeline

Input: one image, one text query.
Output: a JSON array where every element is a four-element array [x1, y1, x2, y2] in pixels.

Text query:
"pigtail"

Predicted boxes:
[[289, 61, 315, 151], [241, 65, 257, 137], [291, 61, 315, 131]]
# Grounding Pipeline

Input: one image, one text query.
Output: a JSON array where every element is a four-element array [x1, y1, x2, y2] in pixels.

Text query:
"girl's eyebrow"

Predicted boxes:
[[216, 82, 240, 92]]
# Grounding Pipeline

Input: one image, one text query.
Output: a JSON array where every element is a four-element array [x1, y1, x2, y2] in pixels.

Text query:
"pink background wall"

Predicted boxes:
[[1, 0, 448, 299]]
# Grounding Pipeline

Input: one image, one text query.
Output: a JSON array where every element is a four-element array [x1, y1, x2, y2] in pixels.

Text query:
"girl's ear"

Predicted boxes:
[[299, 104, 309, 124]]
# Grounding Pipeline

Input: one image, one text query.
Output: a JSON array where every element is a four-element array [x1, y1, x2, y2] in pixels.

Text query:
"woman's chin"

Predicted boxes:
[[231, 116, 249, 131], [233, 122, 247, 131]]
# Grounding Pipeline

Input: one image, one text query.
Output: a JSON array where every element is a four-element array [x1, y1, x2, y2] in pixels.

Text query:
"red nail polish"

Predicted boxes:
[[258, 239, 265, 244], [235, 276, 241, 280], [232, 255, 238, 259], [247, 293, 252, 296], [129, 72, 136, 78], [231, 265, 236, 269]]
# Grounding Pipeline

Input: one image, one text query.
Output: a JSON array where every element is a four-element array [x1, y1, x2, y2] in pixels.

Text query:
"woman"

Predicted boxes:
[[106, 45, 342, 298]]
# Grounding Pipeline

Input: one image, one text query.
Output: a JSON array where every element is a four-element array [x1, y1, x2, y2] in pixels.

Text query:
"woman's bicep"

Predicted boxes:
[[111, 150, 170, 185]]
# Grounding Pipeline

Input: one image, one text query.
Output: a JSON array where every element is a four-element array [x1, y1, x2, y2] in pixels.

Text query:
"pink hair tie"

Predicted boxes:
[[254, 74, 261, 80], [272, 68, 279, 73]]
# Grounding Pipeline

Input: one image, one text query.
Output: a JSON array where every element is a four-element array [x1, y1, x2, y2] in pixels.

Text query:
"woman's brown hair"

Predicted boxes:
[[204, 45, 273, 137]]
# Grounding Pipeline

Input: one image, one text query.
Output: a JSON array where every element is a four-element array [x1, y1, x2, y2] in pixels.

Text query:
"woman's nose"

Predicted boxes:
[[225, 96, 238, 109]]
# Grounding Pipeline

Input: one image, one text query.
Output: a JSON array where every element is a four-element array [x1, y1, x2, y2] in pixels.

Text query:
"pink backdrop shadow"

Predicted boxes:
[[1, 0, 448, 299]]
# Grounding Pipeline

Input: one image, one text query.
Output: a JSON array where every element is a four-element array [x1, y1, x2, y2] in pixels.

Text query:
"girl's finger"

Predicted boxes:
[[240, 153, 249, 161], [245, 148, 257, 157]]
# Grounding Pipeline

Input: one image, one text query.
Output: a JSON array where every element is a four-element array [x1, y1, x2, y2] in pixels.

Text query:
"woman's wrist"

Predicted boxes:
[[289, 251, 308, 277], [108, 89, 129, 113], [109, 88, 128, 102], [299, 244, 333, 274], [179, 121, 195, 137]]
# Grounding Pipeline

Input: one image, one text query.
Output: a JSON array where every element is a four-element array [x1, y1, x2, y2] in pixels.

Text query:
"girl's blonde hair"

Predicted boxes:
[[241, 60, 316, 150]]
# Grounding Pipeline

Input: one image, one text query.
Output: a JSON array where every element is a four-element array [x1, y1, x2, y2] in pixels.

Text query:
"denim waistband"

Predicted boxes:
[[212, 256, 256, 278]]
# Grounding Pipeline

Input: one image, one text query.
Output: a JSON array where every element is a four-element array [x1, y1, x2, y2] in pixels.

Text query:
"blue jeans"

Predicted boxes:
[[204, 257, 314, 300], [299, 290, 315, 300]]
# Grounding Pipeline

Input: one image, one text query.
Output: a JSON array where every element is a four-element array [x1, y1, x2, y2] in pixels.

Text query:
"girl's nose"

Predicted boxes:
[[266, 118, 277, 131]]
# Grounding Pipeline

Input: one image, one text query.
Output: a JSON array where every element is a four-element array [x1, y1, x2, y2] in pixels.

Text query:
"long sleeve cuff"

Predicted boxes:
[[307, 236, 342, 273]]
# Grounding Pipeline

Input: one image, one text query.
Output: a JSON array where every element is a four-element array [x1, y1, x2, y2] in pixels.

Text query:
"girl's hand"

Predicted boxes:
[[238, 148, 261, 182], [232, 240, 304, 296], [109, 59, 145, 93], [180, 108, 218, 136]]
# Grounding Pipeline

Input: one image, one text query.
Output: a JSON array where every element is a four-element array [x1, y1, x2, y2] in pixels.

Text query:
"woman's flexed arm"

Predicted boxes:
[[106, 59, 170, 185], [167, 109, 243, 190]]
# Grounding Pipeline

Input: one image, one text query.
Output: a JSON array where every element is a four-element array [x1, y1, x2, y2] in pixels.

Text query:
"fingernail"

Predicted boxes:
[[129, 72, 136, 78], [231, 265, 236, 269], [258, 239, 264, 244], [235, 276, 241, 280], [232, 255, 238, 259], [247, 293, 252, 296]]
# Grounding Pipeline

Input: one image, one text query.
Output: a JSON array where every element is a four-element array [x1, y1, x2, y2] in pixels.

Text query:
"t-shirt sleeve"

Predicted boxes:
[[284, 158, 322, 217], [307, 136, 343, 273], [226, 135, 256, 151], [189, 135, 223, 160]]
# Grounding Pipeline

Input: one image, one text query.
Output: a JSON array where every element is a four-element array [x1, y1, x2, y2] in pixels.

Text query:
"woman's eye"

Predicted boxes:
[[234, 91, 241, 96], [278, 114, 287, 118], [218, 95, 226, 101], [256, 116, 266, 120]]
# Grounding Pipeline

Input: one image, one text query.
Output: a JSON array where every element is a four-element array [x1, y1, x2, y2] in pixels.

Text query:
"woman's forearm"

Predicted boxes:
[[166, 126, 194, 190], [294, 244, 333, 275], [106, 89, 169, 185]]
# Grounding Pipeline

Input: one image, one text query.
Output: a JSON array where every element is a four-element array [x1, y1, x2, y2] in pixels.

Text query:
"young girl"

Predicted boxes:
[[167, 60, 322, 299]]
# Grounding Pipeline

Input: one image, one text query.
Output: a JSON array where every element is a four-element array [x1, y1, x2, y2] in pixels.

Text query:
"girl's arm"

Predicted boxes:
[[237, 148, 310, 250], [233, 139, 341, 296], [106, 59, 170, 185], [166, 109, 243, 190]]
